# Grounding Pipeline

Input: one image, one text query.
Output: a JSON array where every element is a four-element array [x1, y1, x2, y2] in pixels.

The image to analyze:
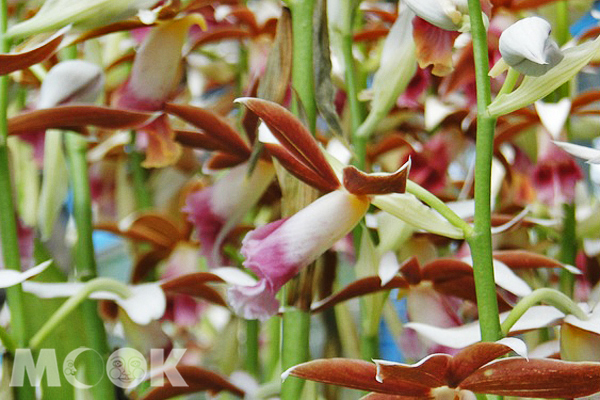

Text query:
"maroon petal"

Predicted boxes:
[[375, 354, 451, 388], [0, 29, 64, 75], [287, 359, 429, 396], [449, 342, 516, 386], [141, 365, 245, 400], [311, 276, 409, 314], [165, 103, 252, 159], [361, 394, 421, 400], [343, 161, 410, 195], [493, 250, 566, 270], [460, 358, 600, 398], [8, 105, 152, 135], [264, 143, 338, 193], [161, 273, 227, 307], [237, 97, 340, 190]]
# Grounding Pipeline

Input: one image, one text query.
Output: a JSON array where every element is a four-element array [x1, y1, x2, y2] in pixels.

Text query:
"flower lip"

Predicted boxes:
[[499, 16, 564, 76]]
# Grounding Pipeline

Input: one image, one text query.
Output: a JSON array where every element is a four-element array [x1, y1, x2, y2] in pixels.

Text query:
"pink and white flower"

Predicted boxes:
[[228, 189, 370, 320]]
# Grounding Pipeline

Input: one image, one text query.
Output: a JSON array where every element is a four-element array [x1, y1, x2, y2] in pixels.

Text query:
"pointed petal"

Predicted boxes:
[[165, 103, 251, 159], [161, 273, 227, 307], [0, 260, 52, 288], [37, 60, 104, 108], [460, 358, 600, 398], [534, 99, 571, 139], [554, 140, 600, 164], [379, 251, 401, 286], [286, 358, 429, 396], [0, 27, 66, 75], [311, 276, 409, 313], [493, 250, 578, 272], [8, 106, 152, 135], [237, 97, 340, 189], [115, 284, 166, 325]]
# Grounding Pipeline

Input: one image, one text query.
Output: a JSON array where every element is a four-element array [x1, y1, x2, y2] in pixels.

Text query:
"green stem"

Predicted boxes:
[[245, 319, 260, 379], [281, 308, 310, 400], [406, 181, 473, 236], [29, 278, 132, 349], [129, 133, 153, 211], [500, 288, 588, 335], [289, 0, 316, 133], [559, 203, 577, 296], [341, 29, 366, 169], [266, 316, 281, 380], [0, 2, 35, 398], [0, 324, 16, 354], [497, 67, 519, 97], [280, 1, 317, 398], [466, 0, 502, 342], [65, 132, 117, 399]]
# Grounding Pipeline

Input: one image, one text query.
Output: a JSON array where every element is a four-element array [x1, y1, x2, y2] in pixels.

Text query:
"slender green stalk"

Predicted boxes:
[[245, 319, 260, 379], [466, 0, 502, 342], [0, 2, 36, 398], [0, 324, 16, 354], [497, 68, 519, 97], [129, 133, 153, 211], [281, 1, 316, 398], [281, 308, 310, 399], [65, 132, 117, 399], [553, 1, 576, 297], [266, 316, 280, 380], [559, 203, 577, 296], [500, 288, 588, 335], [289, 0, 317, 132], [29, 278, 132, 349], [407, 181, 473, 236]]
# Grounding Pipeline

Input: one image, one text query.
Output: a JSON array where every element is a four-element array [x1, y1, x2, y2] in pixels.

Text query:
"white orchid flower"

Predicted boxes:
[[499, 17, 564, 77]]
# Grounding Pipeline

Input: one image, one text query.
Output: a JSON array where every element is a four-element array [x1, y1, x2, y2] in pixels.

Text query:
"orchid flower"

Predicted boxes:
[[228, 98, 414, 320], [488, 30, 600, 116], [284, 338, 600, 399], [113, 14, 206, 168], [498, 17, 564, 77]]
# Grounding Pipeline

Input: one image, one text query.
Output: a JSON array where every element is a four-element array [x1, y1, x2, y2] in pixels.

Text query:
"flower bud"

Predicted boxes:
[[499, 17, 564, 77]]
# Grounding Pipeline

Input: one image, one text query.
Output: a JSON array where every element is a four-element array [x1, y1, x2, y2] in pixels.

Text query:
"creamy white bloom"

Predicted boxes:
[[499, 17, 564, 76], [405, 0, 470, 31]]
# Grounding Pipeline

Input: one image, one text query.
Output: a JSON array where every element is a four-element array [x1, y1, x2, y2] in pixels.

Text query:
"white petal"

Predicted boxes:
[[211, 267, 257, 287], [378, 251, 399, 286], [114, 284, 165, 325], [257, 122, 279, 144], [405, 0, 460, 31], [500, 17, 552, 65], [38, 60, 104, 108], [461, 257, 532, 297], [530, 339, 560, 358], [510, 305, 566, 332], [325, 138, 352, 166], [554, 141, 600, 164], [404, 321, 481, 349], [496, 337, 528, 359], [0, 260, 52, 288], [535, 99, 572, 139]]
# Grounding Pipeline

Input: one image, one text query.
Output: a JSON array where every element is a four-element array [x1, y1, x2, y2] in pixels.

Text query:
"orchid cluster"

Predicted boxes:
[[3, 0, 600, 399]]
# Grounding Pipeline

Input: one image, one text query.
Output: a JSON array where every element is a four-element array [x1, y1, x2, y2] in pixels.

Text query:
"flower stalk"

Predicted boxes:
[[465, 0, 502, 342], [500, 288, 588, 335], [281, 1, 317, 398], [0, 1, 35, 398]]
